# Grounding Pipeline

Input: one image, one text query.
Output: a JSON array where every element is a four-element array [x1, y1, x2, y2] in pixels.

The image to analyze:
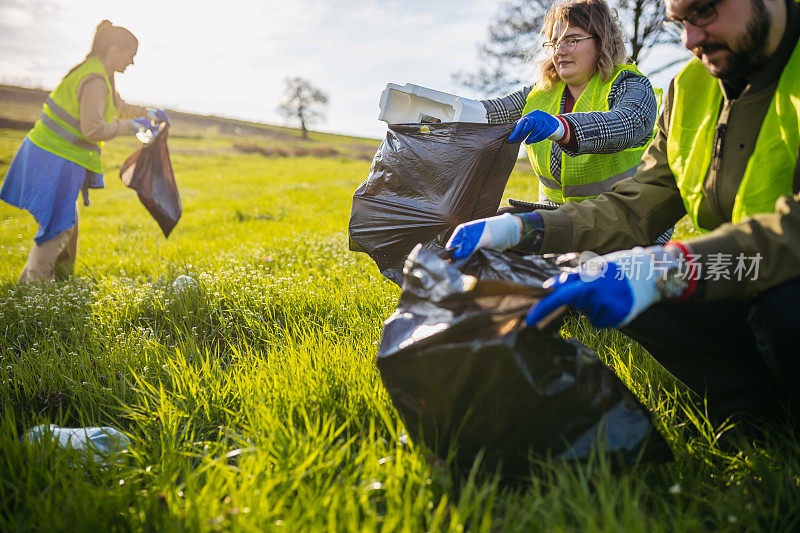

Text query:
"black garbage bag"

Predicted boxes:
[[349, 122, 520, 285], [377, 245, 671, 478], [455, 247, 567, 287], [120, 125, 182, 237]]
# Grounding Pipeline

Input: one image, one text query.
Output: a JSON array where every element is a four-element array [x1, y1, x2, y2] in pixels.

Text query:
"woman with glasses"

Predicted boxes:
[[482, 0, 666, 242]]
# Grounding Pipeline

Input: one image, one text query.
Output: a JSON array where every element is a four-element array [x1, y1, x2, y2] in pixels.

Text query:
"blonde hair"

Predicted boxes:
[[536, 0, 627, 90]]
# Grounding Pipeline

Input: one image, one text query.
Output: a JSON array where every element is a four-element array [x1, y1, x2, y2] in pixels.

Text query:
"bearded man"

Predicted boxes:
[[446, 0, 800, 430]]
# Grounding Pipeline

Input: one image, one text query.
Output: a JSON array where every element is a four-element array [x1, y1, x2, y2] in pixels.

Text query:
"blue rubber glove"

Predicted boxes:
[[147, 108, 171, 126], [131, 117, 160, 143], [525, 247, 676, 328], [446, 213, 522, 259], [508, 110, 565, 144], [131, 117, 152, 131]]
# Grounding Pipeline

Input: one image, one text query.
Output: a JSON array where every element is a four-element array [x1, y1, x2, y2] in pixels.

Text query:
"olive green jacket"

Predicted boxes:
[[536, 0, 800, 301]]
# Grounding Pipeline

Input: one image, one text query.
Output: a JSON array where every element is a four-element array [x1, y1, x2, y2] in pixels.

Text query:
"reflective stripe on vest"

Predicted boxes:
[[39, 114, 100, 153], [522, 64, 655, 204], [27, 57, 116, 174], [44, 96, 81, 130], [538, 165, 638, 199], [666, 39, 800, 233]]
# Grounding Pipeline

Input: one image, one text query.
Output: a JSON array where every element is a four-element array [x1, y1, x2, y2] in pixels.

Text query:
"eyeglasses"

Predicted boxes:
[[663, 0, 725, 32], [542, 35, 598, 56]]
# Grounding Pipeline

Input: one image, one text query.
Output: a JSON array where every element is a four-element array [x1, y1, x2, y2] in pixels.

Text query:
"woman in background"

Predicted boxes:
[[0, 20, 168, 282]]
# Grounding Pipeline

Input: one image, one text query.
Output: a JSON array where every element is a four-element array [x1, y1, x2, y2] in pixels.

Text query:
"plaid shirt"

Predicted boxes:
[[483, 71, 672, 245], [481, 70, 658, 183]]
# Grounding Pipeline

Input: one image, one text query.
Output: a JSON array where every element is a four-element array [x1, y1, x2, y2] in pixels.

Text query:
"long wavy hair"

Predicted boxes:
[[536, 0, 628, 90]]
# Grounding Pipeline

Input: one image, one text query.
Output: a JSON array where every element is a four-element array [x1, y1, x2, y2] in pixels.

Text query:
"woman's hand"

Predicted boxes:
[[131, 117, 160, 143], [445, 214, 522, 259], [131, 117, 154, 133], [508, 110, 566, 144], [147, 108, 171, 126]]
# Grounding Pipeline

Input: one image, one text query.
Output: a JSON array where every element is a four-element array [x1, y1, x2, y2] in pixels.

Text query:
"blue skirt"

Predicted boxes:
[[0, 137, 104, 245]]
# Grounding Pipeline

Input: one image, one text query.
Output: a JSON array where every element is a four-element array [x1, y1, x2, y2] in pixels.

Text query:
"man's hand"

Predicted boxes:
[[446, 213, 522, 259], [508, 110, 565, 144], [526, 246, 684, 328]]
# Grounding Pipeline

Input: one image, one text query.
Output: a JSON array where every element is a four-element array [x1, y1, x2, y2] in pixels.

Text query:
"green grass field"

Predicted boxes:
[[1, 123, 799, 532]]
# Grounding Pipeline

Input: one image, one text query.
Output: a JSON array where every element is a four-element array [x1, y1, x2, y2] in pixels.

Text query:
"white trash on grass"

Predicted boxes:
[[25, 425, 131, 461], [172, 274, 197, 290]]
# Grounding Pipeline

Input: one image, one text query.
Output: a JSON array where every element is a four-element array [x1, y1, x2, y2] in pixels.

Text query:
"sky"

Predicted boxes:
[[0, 0, 689, 139]]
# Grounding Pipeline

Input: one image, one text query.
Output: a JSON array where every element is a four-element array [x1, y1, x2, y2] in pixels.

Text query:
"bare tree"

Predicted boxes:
[[277, 77, 329, 139], [454, 0, 686, 95]]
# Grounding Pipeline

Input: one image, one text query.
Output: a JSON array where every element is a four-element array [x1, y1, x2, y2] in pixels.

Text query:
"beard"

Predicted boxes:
[[693, 0, 771, 80]]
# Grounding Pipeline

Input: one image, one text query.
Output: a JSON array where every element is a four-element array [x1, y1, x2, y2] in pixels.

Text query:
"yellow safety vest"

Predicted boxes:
[[522, 64, 656, 203], [666, 41, 800, 233], [27, 57, 117, 174]]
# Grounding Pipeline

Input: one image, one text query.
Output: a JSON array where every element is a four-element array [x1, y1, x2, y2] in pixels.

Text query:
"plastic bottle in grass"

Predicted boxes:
[[25, 425, 131, 461]]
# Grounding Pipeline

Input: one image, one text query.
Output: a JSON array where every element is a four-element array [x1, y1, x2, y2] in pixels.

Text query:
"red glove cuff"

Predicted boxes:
[[554, 115, 571, 144], [667, 241, 699, 301]]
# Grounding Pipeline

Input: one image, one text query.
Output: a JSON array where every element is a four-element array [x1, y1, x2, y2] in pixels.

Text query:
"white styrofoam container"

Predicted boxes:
[[378, 83, 487, 124]]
